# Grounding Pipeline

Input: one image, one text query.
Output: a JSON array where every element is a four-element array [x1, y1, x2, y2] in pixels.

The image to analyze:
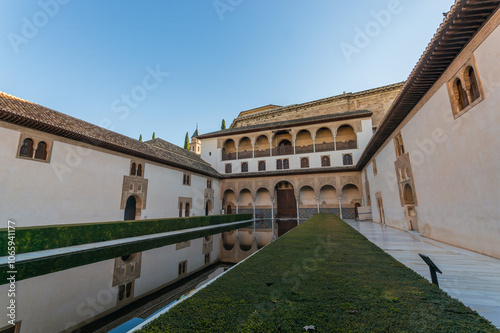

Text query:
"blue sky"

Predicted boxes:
[[0, 0, 454, 146]]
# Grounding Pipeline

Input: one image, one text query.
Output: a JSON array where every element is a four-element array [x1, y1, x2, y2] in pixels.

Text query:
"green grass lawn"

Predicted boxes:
[[138, 214, 497, 332]]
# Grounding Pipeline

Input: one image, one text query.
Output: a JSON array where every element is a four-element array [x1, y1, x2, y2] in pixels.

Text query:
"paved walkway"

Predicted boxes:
[[346, 220, 500, 329]]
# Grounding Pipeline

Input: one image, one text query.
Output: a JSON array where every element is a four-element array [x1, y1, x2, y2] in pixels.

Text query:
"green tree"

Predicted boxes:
[[139, 134, 143, 142], [152, 132, 156, 140], [221, 119, 226, 130], [184, 132, 190, 150]]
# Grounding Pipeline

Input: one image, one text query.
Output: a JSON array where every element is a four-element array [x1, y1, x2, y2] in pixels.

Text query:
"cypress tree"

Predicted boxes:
[[184, 132, 190, 150], [152, 132, 156, 140], [221, 119, 226, 130], [139, 134, 143, 142]]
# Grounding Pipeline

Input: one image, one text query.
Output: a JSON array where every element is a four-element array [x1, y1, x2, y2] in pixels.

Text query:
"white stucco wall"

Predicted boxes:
[[0, 125, 220, 227], [363, 22, 500, 258]]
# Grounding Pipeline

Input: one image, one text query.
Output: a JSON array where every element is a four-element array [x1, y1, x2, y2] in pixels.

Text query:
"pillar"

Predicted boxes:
[[334, 136, 337, 151], [271, 198, 275, 240], [316, 198, 320, 214], [338, 196, 343, 219], [296, 199, 300, 224], [313, 137, 316, 153], [236, 200, 239, 214], [252, 200, 256, 238], [236, 147, 239, 160], [252, 144, 255, 158]]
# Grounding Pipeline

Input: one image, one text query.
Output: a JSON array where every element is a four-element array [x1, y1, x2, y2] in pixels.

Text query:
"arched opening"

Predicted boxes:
[[295, 130, 313, 154], [258, 160, 266, 171], [34, 141, 47, 160], [273, 130, 293, 156], [137, 164, 142, 177], [465, 67, 480, 102], [222, 189, 236, 214], [241, 162, 248, 173], [377, 198, 385, 224], [454, 78, 469, 111], [205, 200, 212, 216], [222, 139, 236, 161], [315, 128, 334, 152], [277, 159, 283, 170], [254, 135, 270, 157], [255, 188, 272, 219], [321, 156, 331, 167], [283, 159, 289, 169], [403, 184, 415, 205], [179, 202, 183, 217], [275, 181, 297, 236], [299, 186, 316, 214], [319, 185, 337, 210], [130, 163, 136, 176], [238, 137, 252, 159], [225, 164, 232, 174], [355, 203, 361, 220], [239, 189, 253, 212], [341, 185, 361, 218], [19, 138, 34, 158], [300, 157, 309, 168], [185, 203, 190, 217], [336, 125, 357, 150], [124, 196, 137, 221], [343, 154, 353, 166]]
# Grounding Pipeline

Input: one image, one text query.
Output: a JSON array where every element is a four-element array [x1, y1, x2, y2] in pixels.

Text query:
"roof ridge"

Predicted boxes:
[[145, 138, 213, 167]]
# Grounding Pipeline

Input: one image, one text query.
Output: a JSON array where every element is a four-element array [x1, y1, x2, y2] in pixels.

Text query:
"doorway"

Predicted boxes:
[[124, 196, 137, 221], [276, 181, 297, 237]]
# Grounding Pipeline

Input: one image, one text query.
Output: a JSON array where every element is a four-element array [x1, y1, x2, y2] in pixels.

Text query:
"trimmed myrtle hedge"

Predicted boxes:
[[0, 214, 252, 256], [137, 214, 497, 332], [0, 219, 252, 284]]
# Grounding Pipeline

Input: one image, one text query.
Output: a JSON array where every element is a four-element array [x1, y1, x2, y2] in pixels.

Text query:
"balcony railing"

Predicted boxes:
[[315, 142, 335, 153], [336, 140, 357, 150], [238, 150, 253, 159], [254, 149, 271, 158], [273, 146, 294, 156], [295, 144, 314, 154], [222, 152, 236, 161]]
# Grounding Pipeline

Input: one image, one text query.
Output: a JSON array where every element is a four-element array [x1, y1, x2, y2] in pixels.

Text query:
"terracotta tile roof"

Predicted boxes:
[[0, 91, 220, 178], [198, 110, 373, 139]]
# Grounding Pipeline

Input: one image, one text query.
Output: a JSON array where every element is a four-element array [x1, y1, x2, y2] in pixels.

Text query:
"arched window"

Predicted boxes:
[[137, 164, 142, 177], [185, 203, 190, 217], [34, 141, 47, 160], [241, 162, 248, 173], [277, 159, 283, 170], [343, 154, 353, 166], [321, 156, 330, 167], [19, 138, 34, 158], [130, 163, 136, 176], [283, 159, 289, 169], [403, 184, 415, 205], [467, 67, 481, 102], [225, 164, 232, 174], [179, 203, 183, 217], [258, 161, 266, 171], [454, 79, 469, 111], [301, 157, 309, 168]]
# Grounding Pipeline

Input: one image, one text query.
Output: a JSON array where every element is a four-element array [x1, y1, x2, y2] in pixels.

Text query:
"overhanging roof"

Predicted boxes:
[[356, 0, 500, 170]]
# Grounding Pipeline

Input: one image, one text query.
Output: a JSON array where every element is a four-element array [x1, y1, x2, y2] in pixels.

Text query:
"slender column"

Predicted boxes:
[[269, 141, 273, 157], [334, 136, 337, 151], [293, 140, 296, 155], [253, 200, 256, 237], [338, 197, 343, 219], [252, 144, 255, 158], [236, 200, 239, 214], [317, 198, 320, 214], [313, 138, 316, 153], [296, 199, 300, 225], [271, 198, 275, 240], [236, 147, 239, 160]]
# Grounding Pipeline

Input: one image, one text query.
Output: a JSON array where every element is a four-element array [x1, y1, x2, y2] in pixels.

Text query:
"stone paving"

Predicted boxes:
[[346, 220, 500, 329]]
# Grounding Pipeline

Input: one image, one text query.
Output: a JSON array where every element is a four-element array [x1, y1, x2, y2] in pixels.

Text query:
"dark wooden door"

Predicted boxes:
[[277, 189, 297, 237], [277, 189, 297, 217]]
